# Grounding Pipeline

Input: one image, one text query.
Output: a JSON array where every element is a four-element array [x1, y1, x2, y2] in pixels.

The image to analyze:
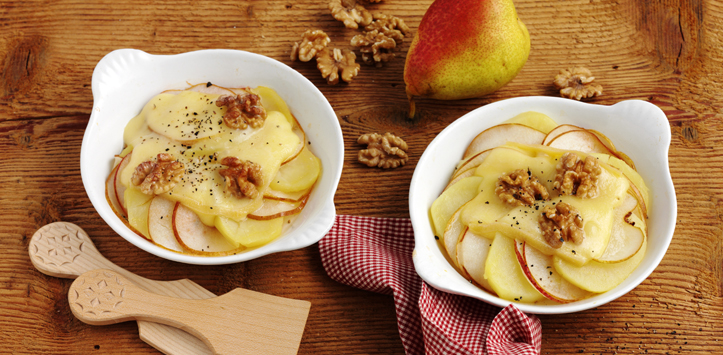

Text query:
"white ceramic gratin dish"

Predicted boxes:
[[409, 97, 676, 314], [81, 49, 343, 265]]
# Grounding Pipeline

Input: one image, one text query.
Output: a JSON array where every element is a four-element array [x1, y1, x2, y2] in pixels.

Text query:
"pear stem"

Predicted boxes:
[[407, 94, 416, 119]]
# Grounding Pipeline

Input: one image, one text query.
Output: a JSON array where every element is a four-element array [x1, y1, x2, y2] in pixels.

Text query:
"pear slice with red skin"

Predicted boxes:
[[541, 124, 584, 145], [594, 192, 645, 263], [106, 159, 125, 219], [248, 193, 309, 221], [456, 229, 493, 291], [443, 169, 475, 191], [264, 185, 313, 203], [517, 241, 592, 303], [546, 129, 617, 156], [451, 149, 493, 180], [463, 123, 545, 159], [443, 206, 466, 269], [148, 196, 185, 252], [172, 203, 237, 254], [113, 153, 131, 217]]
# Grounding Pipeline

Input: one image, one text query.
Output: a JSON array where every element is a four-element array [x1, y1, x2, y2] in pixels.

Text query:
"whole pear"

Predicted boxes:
[[404, 0, 530, 116]]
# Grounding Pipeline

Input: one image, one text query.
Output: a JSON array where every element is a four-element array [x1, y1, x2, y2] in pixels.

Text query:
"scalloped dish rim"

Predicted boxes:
[[80, 49, 343, 265], [410, 97, 676, 314]]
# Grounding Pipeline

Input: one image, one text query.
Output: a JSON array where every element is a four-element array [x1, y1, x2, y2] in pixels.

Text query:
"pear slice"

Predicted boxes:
[[593, 192, 644, 263], [484, 234, 545, 303], [147, 196, 185, 252], [546, 129, 617, 156], [456, 229, 493, 292], [264, 185, 313, 202], [430, 176, 483, 238], [113, 152, 131, 217], [517, 242, 592, 303], [553, 235, 647, 293], [443, 169, 475, 191], [172, 202, 237, 253], [442, 206, 467, 269], [248, 194, 309, 221], [106, 158, 124, 220], [162, 82, 235, 96], [463, 123, 545, 159], [451, 149, 493, 180], [541, 124, 583, 145]]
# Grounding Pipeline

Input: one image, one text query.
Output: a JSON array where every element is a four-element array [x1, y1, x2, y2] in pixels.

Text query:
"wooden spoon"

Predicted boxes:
[[70, 269, 310, 355], [29, 222, 216, 354]]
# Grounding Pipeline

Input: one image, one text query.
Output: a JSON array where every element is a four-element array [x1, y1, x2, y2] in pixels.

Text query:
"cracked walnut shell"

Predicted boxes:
[[329, 0, 373, 29], [553, 67, 603, 100], [218, 157, 263, 199], [350, 30, 397, 66], [290, 29, 331, 62], [495, 169, 550, 207], [131, 153, 185, 195], [539, 202, 584, 249], [553, 152, 601, 199], [316, 48, 360, 85], [358, 132, 408, 169], [215, 92, 267, 129]]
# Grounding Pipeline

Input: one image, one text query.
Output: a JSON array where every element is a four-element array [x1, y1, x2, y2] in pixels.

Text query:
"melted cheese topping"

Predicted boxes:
[[120, 90, 300, 221], [463, 143, 629, 265]]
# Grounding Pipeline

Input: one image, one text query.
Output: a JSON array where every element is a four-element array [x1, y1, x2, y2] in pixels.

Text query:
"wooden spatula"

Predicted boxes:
[[70, 269, 310, 355], [29, 222, 215, 354]]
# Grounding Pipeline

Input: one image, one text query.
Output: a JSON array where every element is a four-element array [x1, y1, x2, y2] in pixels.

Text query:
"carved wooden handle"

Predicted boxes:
[[69, 269, 311, 355]]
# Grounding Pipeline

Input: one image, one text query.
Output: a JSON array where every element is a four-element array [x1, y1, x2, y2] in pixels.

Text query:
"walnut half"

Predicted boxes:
[[215, 92, 267, 130], [218, 157, 263, 199], [316, 48, 360, 85], [131, 153, 185, 195], [539, 202, 584, 248], [553, 67, 603, 100], [290, 29, 330, 62], [495, 169, 550, 207], [350, 29, 397, 67], [329, 0, 373, 29], [553, 152, 601, 199], [358, 132, 408, 169]]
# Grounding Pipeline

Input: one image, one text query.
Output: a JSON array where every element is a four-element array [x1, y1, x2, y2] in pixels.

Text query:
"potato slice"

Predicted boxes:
[[503, 111, 559, 134], [125, 188, 154, 239], [270, 145, 321, 193], [430, 176, 483, 238], [215, 216, 284, 248], [484, 234, 545, 303]]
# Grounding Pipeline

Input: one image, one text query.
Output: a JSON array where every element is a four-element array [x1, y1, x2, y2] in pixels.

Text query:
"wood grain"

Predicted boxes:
[[1, 0, 723, 354]]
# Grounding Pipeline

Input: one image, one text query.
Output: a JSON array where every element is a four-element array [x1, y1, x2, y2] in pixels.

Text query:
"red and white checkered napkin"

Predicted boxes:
[[319, 215, 542, 355]]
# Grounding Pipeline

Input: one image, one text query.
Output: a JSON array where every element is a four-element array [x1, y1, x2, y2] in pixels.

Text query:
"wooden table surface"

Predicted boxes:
[[2, 0, 721, 354]]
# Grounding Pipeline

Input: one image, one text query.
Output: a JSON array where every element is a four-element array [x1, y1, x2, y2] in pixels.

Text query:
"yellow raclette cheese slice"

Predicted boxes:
[[463, 143, 629, 266]]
